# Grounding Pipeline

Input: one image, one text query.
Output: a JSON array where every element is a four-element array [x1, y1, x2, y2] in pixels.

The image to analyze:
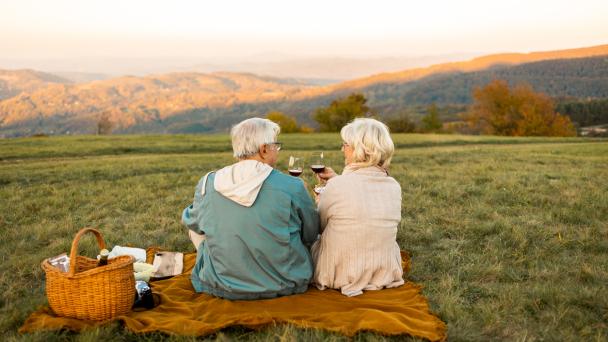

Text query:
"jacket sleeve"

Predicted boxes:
[[181, 176, 208, 234], [294, 181, 320, 246]]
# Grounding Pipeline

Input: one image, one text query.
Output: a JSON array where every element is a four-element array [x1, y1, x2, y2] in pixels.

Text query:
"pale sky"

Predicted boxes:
[[1, 0, 607, 59]]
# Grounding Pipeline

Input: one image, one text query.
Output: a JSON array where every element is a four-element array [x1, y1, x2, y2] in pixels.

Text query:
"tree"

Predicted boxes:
[[97, 112, 114, 135], [556, 98, 608, 127], [421, 104, 443, 133], [385, 112, 417, 133], [313, 93, 370, 132], [266, 111, 299, 133], [465, 80, 576, 136]]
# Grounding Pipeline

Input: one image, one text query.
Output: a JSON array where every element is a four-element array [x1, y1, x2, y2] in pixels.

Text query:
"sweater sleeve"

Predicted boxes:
[[317, 177, 339, 233], [294, 181, 320, 246]]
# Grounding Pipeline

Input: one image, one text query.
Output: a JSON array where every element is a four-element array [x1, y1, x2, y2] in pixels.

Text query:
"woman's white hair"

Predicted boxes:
[[341, 118, 394, 169], [231, 117, 280, 159]]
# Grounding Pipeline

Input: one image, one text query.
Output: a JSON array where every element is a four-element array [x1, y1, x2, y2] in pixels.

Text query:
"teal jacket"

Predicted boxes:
[[182, 170, 320, 300]]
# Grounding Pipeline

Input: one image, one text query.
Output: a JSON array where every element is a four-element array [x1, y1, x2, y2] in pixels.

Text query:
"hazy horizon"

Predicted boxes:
[[0, 52, 483, 81], [1, 0, 607, 79]]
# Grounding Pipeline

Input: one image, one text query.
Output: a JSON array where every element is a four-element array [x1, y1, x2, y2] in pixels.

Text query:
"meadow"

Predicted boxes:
[[0, 133, 607, 341]]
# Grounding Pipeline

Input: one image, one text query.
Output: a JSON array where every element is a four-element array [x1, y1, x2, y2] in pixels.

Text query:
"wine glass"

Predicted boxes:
[[310, 152, 326, 194], [310, 152, 325, 174], [288, 156, 303, 177]]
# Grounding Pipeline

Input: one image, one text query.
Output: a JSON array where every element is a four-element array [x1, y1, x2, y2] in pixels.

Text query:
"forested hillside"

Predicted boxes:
[[1, 45, 607, 136]]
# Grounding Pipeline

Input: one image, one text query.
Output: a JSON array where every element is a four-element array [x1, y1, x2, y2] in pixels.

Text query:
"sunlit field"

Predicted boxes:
[[1, 134, 607, 341]]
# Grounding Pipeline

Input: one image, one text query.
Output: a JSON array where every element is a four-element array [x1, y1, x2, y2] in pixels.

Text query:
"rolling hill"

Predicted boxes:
[[0, 72, 314, 135], [150, 55, 608, 133], [322, 44, 608, 93], [362, 56, 608, 107], [1, 44, 607, 136], [0, 69, 71, 101]]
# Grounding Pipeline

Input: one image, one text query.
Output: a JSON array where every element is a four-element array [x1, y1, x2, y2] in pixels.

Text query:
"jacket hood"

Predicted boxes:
[[213, 160, 273, 207]]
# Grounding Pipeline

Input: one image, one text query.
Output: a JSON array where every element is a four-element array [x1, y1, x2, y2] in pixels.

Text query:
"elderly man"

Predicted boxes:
[[182, 117, 319, 300]]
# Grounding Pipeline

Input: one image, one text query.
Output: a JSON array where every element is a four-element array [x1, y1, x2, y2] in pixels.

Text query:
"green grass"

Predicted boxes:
[[1, 134, 607, 341]]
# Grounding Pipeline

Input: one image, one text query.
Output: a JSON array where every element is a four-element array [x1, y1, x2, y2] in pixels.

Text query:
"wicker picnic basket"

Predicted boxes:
[[41, 228, 136, 320]]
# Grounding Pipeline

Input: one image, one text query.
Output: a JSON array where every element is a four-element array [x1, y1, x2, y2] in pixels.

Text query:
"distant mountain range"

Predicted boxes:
[[355, 55, 608, 107], [0, 53, 476, 82], [186, 54, 478, 81], [1, 44, 607, 136], [0, 72, 314, 135], [0, 69, 71, 100]]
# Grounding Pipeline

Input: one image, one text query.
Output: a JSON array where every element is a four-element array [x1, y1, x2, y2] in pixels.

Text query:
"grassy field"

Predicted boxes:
[[1, 133, 607, 341]]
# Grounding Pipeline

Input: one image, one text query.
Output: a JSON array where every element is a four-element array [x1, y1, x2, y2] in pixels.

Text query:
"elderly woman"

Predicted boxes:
[[182, 117, 319, 300], [312, 118, 404, 297]]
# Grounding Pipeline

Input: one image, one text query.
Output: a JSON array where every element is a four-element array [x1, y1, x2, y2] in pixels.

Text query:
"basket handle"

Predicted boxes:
[[68, 228, 107, 276]]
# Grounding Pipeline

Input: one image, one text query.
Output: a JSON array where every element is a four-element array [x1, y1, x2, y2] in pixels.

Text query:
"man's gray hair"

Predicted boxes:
[[231, 118, 281, 159]]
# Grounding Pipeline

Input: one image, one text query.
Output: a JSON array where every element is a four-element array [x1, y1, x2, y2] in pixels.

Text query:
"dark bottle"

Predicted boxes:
[[133, 281, 155, 309], [97, 249, 110, 267]]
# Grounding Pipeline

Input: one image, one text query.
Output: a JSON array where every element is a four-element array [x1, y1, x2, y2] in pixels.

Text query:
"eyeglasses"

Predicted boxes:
[[267, 142, 282, 151]]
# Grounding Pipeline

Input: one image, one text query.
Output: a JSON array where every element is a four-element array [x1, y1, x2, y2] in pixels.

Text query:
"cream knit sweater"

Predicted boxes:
[[311, 165, 404, 296]]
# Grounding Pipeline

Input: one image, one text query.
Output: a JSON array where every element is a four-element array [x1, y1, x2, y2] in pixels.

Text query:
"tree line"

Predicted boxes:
[[95, 78, 603, 137], [265, 79, 586, 136], [555, 98, 608, 127]]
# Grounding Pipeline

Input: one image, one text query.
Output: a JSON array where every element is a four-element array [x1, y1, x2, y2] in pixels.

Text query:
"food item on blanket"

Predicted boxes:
[[97, 249, 109, 267], [152, 252, 184, 278], [48, 253, 69, 272], [109, 245, 147, 263], [133, 262, 155, 282]]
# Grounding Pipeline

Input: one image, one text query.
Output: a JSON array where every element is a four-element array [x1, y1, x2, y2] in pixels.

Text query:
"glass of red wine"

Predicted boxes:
[[288, 156, 303, 177], [310, 152, 326, 194]]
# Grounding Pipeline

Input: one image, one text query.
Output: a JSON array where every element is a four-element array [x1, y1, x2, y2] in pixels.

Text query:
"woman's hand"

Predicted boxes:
[[316, 167, 337, 183]]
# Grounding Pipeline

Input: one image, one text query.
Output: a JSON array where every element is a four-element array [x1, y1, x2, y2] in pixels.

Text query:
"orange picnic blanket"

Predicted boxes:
[[20, 250, 446, 341]]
